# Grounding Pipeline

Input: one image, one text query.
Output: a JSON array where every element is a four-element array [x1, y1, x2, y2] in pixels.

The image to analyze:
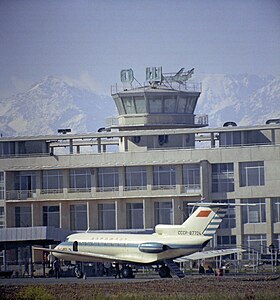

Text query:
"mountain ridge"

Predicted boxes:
[[0, 74, 279, 137]]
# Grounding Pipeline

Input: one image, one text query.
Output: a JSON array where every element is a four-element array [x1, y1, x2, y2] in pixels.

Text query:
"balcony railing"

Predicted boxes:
[[123, 186, 147, 191], [6, 190, 36, 200], [152, 185, 176, 190], [41, 189, 63, 194], [5, 184, 201, 200], [96, 187, 119, 192], [68, 188, 91, 193]]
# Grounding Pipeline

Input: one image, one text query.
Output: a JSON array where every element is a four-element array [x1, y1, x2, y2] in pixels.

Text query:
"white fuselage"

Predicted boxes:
[[54, 232, 210, 264]]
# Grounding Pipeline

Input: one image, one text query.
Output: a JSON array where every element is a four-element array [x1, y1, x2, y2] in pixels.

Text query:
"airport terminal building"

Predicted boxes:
[[0, 68, 280, 267]]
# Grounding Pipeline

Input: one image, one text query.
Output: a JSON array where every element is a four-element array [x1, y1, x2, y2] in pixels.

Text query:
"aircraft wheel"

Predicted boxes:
[[121, 266, 134, 278], [159, 266, 171, 278]]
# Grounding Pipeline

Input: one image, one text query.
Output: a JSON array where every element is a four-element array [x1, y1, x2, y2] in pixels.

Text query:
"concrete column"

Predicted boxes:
[[35, 171, 41, 197], [235, 198, 243, 249], [146, 166, 153, 192], [6, 204, 14, 227], [32, 202, 41, 226], [88, 200, 98, 230], [118, 167, 125, 196], [91, 168, 97, 195], [144, 198, 153, 229], [116, 199, 125, 230], [62, 169, 68, 197], [60, 202, 69, 229], [200, 160, 211, 200], [172, 198, 181, 225], [175, 165, 182, 194], [265, 197, 273, 246], [234, 162, 240, 190]]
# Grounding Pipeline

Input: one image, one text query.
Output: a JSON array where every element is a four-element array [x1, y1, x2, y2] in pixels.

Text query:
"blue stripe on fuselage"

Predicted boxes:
[[58, 241, 202, 250]]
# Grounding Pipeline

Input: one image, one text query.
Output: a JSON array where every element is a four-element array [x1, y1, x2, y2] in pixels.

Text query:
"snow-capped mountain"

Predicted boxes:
[[196, 73, 279, 127], [0, 73, 279, 137], [0, 76, 116, 136]]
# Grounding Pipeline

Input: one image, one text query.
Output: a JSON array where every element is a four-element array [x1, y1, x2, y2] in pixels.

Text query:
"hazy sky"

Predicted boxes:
[[0, 0, 279, 96]]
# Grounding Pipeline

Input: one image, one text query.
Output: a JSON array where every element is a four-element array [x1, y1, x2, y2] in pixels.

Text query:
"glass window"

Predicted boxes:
[[217, 235, 236, 246], [15, 171, 36, 191], [42, 170, 63, 193], [126, 203, 144, 229], [153, 165, 176, 189], [98, 203, 116, 230], [242, 199, 266, 223], [272, 198, 280, 223], [178, 97, 187, 113], [69, 168, 91, 192], [0, 207, 4, 228], [213, 200, 236, 229], [185, 97, 196, 113], [163, 96, 176, 113], [240, 161, 264, 187], [97, 167, 119, 191], [115, 97, 125, 115], [182, 164, 200, 192], [149, 97, 162, 113], [134, 96, 146, 113], [273, 234, 280, 251], [0, 142, 15, 156], [125, 166, 147, 191], [70, 204, 87, 230], [15, 206, 31, 227], [155, 202, 173, 224], [243, 234, 267, 259], [122, 97, 136, 114], [212, 163, 234, 192], [43, 206, 60, 228], [0, 172, 4, 200]]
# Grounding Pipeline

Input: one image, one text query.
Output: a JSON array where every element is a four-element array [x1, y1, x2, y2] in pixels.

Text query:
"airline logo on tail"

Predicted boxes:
[[196, 210, 211, 217]]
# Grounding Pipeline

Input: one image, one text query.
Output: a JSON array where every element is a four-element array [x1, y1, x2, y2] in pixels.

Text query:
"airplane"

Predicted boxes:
[[163, 67, 194, 84], [33, 204, 229, 279]]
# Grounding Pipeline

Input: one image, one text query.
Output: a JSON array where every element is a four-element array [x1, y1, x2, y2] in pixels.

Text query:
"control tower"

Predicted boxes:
[[109, 67, 208, 150]]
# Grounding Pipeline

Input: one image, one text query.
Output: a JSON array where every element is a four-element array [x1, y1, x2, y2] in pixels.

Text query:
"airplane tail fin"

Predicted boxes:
[[155, 205, 227, 236], [182, 206, 227, 237]]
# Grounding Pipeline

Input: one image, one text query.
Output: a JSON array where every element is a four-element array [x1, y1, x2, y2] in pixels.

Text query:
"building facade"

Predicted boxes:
[[0, 69, 280, 266]]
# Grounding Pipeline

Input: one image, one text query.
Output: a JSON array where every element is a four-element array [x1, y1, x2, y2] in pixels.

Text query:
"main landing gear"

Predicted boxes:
[[121, 266, 134, 279], [113, 263, 134, 279]]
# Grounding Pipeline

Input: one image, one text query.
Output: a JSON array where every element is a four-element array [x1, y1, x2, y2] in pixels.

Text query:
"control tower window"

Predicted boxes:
[[186, 97, 196, 113], [115, 97, 125, 115], [178, 97, 196, 113], [134, 96, 146, 113], [122, 97, 136, 114], [178, 97, 187, 113], [149, 97, 162, 113], [163, 96, 177, 113]]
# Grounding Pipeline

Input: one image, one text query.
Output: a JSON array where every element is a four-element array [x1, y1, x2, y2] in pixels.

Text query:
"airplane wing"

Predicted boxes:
[[33, 246, 120, 261], [174, 248, 245, 262], [32, 247, 155, 264]]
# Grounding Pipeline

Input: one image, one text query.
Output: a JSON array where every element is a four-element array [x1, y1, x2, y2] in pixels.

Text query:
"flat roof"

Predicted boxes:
[[0, 226, 71, 250], [0, 124, 279, 143]]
